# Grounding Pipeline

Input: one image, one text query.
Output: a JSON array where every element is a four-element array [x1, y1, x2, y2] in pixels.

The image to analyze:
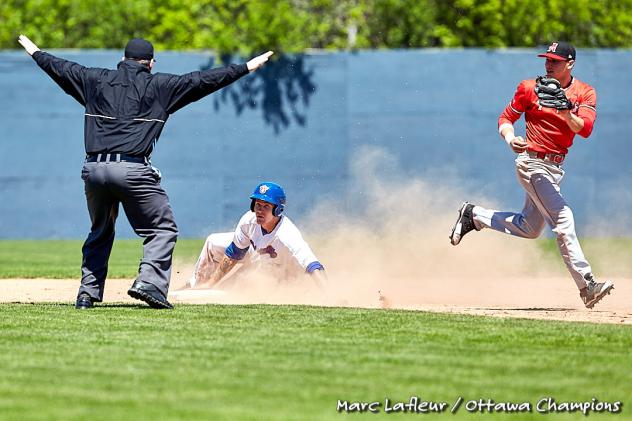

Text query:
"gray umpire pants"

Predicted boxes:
[[78, 160, 178, 301], [472, 152, 591, 290]]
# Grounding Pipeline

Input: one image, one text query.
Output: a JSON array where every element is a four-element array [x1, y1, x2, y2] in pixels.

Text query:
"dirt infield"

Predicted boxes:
[[1, 271, 629, 325]]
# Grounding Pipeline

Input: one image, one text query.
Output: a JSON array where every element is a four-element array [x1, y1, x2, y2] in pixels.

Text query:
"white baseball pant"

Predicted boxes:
[[190, 232, 254, 288], [472, 152, 592, 290]]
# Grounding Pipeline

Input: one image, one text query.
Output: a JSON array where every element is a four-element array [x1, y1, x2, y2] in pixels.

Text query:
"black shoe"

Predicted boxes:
[[127, 280, 173, 309], [75, 293, 94, 309], [449, 202, 477, 246]]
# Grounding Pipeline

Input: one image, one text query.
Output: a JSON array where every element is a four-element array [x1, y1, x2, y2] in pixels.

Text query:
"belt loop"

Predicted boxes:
[[115, 153, 121, 163], [97, 153, 102, 162], [105, 153, 111, 163]]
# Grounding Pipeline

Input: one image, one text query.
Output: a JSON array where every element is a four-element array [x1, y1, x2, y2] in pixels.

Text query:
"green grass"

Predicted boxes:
[[0, 239, 204, 278], [0, 304, 630, 420], [1, 238, 631, 279], [535, 237, 632, 277]]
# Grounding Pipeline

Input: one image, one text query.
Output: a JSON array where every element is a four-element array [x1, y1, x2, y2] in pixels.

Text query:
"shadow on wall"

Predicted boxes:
[[200, 54, 317, 134]]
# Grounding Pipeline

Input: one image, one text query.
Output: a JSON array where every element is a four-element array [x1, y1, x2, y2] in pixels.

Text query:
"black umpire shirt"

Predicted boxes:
[[32, 51, 249, 157]]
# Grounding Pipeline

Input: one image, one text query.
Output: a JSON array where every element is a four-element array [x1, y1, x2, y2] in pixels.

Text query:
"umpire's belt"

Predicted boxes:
[[527, 150, 565, 165], [86, 153, 148, 164]]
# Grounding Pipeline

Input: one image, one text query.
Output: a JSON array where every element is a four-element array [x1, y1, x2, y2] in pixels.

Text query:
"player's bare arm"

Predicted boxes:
[[202, 255, 239, 288], [310, 269, 327, 291], [499, 123, 527, 153], [559, 109, 585, 133]]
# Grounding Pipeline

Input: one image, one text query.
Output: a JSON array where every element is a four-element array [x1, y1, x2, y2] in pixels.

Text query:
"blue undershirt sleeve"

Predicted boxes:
[[306, 261, 324, 273], [225, 242, 249, 260]]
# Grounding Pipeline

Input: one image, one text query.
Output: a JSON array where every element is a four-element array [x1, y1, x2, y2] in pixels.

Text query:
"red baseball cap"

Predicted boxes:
[[538, 41, 576, 61]]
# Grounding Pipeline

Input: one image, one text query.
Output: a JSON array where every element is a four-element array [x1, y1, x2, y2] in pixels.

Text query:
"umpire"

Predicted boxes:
[[18, 35, 273, 309]]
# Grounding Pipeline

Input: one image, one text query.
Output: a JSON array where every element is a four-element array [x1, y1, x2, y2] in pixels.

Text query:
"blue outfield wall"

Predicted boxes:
[[0, 48, 631, 238]]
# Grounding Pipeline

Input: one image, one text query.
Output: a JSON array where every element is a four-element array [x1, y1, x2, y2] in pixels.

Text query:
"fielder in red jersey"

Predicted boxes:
[[450, 41, 614, 309], [498, 77, 596, 155]]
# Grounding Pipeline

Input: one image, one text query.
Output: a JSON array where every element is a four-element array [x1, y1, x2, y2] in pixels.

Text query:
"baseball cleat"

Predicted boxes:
[[449, 202, 477, 246], [580, 277, 614, 309]]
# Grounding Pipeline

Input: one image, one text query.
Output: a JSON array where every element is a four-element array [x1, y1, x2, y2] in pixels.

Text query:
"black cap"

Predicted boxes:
[[538, 41, 576, 61], [124, 38, 154, 60]]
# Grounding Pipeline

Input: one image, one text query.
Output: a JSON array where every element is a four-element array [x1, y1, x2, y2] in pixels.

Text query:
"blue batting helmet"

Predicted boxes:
[[250, 182, 286, 217]]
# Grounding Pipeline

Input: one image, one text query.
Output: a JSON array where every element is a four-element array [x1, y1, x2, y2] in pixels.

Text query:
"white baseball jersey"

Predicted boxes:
[[231, 211, 321, 274]]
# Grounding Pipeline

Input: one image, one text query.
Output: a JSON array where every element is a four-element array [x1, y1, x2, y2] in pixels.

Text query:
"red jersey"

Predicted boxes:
[[498, 77, 597, 155]]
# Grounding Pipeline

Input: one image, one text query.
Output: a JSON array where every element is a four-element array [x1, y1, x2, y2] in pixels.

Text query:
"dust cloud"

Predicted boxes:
[[171, 146, 565, 309], [299, 146, 561, 308]]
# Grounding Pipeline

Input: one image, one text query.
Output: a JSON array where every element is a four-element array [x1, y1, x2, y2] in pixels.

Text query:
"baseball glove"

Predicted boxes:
[[534, 76, 573, 110]]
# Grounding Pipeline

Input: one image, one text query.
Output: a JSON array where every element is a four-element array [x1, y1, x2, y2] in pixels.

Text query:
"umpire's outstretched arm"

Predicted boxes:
[[159, 51, 273, 114]]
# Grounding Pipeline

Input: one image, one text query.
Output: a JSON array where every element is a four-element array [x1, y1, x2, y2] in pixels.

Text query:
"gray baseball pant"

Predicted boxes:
[[78, 161, 178, 301], [472, 152, 591, 290]]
